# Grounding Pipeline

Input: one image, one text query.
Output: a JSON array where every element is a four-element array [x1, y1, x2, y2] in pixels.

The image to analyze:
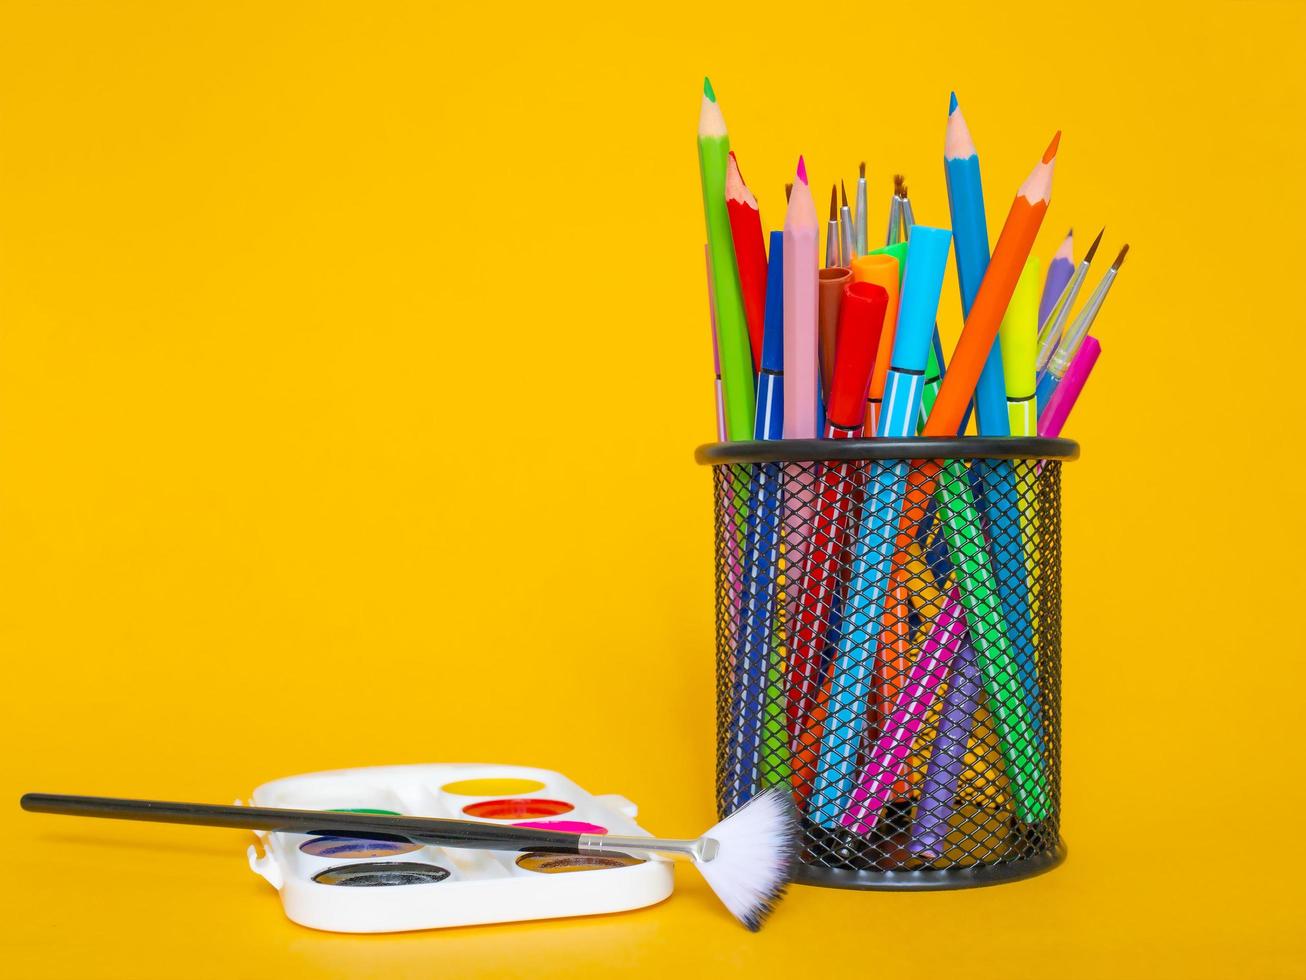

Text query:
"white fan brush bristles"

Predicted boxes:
[[695, 787, 801, 931]]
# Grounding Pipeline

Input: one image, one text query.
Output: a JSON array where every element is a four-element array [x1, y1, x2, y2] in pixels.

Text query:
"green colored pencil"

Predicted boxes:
[[698, 78, 755, 441]]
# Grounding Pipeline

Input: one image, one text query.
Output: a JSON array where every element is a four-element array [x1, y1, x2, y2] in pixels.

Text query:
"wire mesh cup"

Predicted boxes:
[[696, 436, 1079, 889]]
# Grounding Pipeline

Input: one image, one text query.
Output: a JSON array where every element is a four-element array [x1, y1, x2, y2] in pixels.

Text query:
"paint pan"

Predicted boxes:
[[511, 819, 607, 834], [462, 798, 574, 820], [441, 778, 545, 796], [247, 763, 675, 931], [312, 862, 452, 887], [300, 835, 422, 859], [515, 854, 643, 875]]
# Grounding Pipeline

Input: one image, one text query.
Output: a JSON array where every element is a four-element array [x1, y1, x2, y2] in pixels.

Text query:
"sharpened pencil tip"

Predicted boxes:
[[785, 182, 793, 202], [840, 180, 848, 208], [796, 156, 808, 185], [859, 161, 866, 179], [949, 91, 958, 113], [1085, 228, 1105, 262], [1042, 131, 1062, 163], [1111, 244, 1129, 270], [703, 77, 716, 102]]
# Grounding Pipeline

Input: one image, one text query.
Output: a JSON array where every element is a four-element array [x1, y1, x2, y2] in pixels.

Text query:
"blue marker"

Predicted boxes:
[[807, 225, 951, 828]]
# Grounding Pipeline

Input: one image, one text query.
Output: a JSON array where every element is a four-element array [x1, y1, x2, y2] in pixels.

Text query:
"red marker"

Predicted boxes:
[[787, 282, 888, 800]]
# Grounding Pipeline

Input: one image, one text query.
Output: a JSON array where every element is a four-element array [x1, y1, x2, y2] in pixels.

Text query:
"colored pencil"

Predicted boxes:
[[926, 131, 1058, 436], [725, 152, 769, 374], [1040, 335, 1102, 437], [783, 158, 820, 440], [697, 78, 755, 440], [754, 231, 789, 786], [807, 225, 952, 827], [755, 232, 785, 441], [1038, 245, 1128, 405], [1039, 229, 1074, 329], [707, 245, 726, 441], [916, 135, 1059, 822], [944, 91, 1006, 438]]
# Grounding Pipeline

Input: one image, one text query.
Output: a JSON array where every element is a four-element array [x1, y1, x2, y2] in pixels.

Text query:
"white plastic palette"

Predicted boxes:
[[245, 763, 674, 932]]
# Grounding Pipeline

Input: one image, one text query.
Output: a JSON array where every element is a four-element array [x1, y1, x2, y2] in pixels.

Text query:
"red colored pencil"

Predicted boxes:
[[726, 151, 769, 373]]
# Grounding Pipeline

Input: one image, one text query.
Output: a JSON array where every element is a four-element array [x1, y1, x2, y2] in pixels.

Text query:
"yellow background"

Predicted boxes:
[[2, 1, 1303, 976]]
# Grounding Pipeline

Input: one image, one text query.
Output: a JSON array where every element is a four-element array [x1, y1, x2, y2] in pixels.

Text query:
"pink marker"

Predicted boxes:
[[1038, 335, 1101, 437], [841, 590, 967, 835]]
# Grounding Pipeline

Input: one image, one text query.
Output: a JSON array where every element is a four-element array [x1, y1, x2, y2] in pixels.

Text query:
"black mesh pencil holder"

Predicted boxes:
[[695, 437, 1079, 890]]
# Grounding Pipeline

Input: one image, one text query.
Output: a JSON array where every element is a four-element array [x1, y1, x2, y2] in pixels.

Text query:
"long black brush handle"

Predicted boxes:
[[21, 793, 584, 855]]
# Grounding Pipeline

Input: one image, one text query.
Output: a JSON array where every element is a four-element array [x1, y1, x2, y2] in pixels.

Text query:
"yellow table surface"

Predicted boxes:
[[2, 1, 1304, 976]]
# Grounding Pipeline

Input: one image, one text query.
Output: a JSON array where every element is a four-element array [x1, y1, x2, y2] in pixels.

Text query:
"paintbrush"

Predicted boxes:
[[21, 787, 800, 931], [825, 184, 839, 268], [839, 180, 855, 267]]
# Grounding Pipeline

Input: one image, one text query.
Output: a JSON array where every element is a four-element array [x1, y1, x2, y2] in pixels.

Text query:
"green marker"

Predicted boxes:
[[697, 79, 755, 441], [933, 460, 1050, 822]]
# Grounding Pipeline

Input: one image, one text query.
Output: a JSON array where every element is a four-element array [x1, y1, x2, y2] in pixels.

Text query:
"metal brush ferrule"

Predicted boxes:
[[578, 834, 718, 863], [825, 222, 840, 268], [854, 179, 868, 257]]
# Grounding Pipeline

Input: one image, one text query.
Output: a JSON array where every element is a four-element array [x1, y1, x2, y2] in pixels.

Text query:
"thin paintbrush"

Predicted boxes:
[[1035, 227, 1103, 383], [854, 161, 868, 257], [1039, 244, 1128, 405], [885, 174, 904, 246], [839, 180, 855, 268], [825, 185, 840, 268], [22, 789, 800, 931]]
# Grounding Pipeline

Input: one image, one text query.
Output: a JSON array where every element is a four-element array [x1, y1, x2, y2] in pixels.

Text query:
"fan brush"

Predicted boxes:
[[21, 786, 800, 931]]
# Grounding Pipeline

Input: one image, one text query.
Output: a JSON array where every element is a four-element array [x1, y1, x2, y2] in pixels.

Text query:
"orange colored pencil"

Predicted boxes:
[[923, 132, 1060, 437]]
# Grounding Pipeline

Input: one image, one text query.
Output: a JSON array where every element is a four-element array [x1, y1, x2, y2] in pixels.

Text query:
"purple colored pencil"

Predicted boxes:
[[907, 640, 983, 857], [1038, 229, 1074, 328]]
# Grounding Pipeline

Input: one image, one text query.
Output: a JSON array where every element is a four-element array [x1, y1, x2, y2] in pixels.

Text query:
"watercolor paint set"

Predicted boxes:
[[243, 763, 674, 932]]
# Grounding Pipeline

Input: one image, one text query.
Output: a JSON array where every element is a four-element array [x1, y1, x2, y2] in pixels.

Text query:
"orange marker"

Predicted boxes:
[[923, 133, 1060, 437], [850, 251, 902, 435]]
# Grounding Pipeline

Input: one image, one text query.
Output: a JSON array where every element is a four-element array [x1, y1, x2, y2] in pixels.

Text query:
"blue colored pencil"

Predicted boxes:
[[806, 225, 952, 827], [944, 92, 1005, 437]]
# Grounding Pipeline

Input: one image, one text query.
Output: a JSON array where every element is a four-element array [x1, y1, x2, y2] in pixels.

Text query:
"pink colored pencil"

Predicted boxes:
[[706, 245, 726, 441], [841, 590, 967, 835], [783, 156, 819, 438], [1038, 335, 1101, 437], [780, 156, 821, 647]]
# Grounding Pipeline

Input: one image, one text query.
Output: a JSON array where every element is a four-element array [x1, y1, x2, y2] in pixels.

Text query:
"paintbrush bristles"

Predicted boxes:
[[859, 160, 866, 179], [893, 173, 906, 197], [840, 180, 849, 209], [829, 184, 838, 220], [1111, 244, 1130, 270], [785, 182, 793, 202], [1085, 227, 1105, 263], [696, 788, 799, 932]]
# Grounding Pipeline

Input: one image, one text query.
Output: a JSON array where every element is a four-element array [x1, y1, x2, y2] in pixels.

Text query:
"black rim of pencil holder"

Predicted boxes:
[[695, 437, 1078, 890]]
